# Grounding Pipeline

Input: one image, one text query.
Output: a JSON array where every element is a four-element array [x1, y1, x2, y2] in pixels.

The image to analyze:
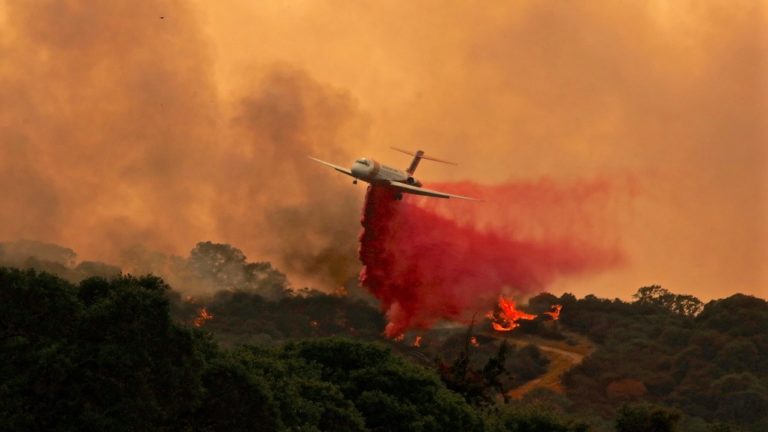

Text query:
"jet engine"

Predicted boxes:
[[406, 177, 422, 187]]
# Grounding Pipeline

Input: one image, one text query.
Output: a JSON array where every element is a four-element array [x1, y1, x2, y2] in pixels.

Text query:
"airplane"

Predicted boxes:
[[308, 147, 480, 200]]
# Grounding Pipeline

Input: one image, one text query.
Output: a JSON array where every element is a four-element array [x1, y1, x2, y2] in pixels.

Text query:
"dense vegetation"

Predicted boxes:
[[554, 288, 768, 432], [0, 267, 584, 431], [172, 288, 386, 345], [2, 240, 767, 431]]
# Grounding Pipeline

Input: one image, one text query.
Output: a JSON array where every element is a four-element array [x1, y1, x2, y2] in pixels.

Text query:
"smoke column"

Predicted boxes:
[[0, 0, 365, 288], [359, 181, 623, 337]]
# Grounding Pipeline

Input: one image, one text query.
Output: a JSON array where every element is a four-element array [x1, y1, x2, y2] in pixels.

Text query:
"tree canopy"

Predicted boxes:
[[2, 266, 766, 431]]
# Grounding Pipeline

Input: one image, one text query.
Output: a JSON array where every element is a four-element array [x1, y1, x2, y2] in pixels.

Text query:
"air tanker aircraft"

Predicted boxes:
[[308, 147, 479, 200]]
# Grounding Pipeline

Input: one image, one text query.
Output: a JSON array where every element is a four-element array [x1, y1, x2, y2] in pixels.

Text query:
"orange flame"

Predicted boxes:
[[394, 334, 405, 342], [193, 307, 214, 328], [486, 296, 536, 331], [544, 304, 563, 320], [309, 320, 319, 328], [470, 336, 479, 347], [412, 335, 422, 347]]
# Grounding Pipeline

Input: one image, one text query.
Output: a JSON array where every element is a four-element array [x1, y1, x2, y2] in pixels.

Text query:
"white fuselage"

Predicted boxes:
[[307, 151, 477, 200], [350, 158, 422, 186]]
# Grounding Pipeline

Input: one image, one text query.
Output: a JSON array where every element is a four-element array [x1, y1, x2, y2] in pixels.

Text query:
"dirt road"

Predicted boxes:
[[506, 333, 592, 399]]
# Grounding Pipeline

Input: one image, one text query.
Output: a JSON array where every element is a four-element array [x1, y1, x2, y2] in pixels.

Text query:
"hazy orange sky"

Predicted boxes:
[[1, 1, 765, 300]]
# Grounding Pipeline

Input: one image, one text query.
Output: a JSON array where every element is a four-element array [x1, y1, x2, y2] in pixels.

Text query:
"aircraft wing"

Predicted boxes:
[[307, 156, 355, 178], [387, 181, 481, 201]]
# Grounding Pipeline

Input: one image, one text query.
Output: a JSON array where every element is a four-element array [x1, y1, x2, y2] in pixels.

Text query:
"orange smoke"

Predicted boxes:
[[1, 0, 764, 302]]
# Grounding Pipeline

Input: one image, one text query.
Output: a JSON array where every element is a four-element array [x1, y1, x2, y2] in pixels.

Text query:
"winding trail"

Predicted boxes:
[[505, 332, 593, 399]]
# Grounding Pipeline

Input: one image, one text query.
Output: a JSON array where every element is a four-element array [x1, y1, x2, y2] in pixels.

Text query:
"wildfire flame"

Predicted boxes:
[[394, 334, 405, 342], [486, 296, 536, 331], [470, 336, 479, 347], [544, 304, 563, 320], [193, 307, 214, 328], [412, 336, 422, 347], [487, 297, 565, 331]]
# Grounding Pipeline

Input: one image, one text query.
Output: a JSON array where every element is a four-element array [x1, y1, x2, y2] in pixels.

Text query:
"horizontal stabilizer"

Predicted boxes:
[[390, 147, 457, 165]]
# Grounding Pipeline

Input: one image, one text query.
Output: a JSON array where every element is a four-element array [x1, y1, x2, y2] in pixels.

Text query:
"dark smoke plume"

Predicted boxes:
[[0, 1, 366, 289], [218, 68, 367, 288], [359, 182, 623, 337]]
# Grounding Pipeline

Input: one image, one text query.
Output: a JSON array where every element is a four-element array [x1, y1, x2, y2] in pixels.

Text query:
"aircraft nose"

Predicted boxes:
[[351, 163, 364, 177]]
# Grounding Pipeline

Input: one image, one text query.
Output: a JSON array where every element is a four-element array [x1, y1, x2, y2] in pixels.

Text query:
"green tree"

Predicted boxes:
[[633, 286, 703, 317], [0, 268, 82, 431], [0, 270, 210, 431], [485, 404, 588, 432], [186, 241, 289, 299], [615, 403, 680, 432], [483, 340, 511, 398], [285, 338, 484, 432], [232, 344, 366, 431], [697, 294, 768, 337], [528, 292, 561, 314], [195, 355, 282, 432]]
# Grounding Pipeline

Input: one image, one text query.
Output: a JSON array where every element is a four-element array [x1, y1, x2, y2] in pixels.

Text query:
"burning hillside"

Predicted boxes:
[[486, 296, 562, 332]]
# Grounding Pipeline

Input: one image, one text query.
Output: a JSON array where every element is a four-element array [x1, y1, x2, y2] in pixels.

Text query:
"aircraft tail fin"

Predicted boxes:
[[390, 147, 457, 175]]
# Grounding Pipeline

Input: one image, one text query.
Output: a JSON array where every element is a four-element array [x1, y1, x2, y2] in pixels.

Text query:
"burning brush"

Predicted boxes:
[[193, 307, 214, 328], [486, 296, 562, 332]]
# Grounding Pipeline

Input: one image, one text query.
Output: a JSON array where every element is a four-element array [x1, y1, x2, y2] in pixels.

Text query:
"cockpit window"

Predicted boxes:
[[355, 158, 370, 166]]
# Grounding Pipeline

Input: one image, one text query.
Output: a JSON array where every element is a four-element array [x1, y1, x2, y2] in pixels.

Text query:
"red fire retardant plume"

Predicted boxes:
[[359, 181, 624, 337]]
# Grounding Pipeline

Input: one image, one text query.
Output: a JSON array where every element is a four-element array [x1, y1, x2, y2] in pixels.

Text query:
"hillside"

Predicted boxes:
[[1, 243, 766, 431], [505, 332, 593, 398], [172, 280, 768, 432], [0, 267, 597, 432]]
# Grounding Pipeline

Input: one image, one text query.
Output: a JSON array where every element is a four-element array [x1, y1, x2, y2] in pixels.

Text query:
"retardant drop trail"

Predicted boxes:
[[358, 183, 623, 337]]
